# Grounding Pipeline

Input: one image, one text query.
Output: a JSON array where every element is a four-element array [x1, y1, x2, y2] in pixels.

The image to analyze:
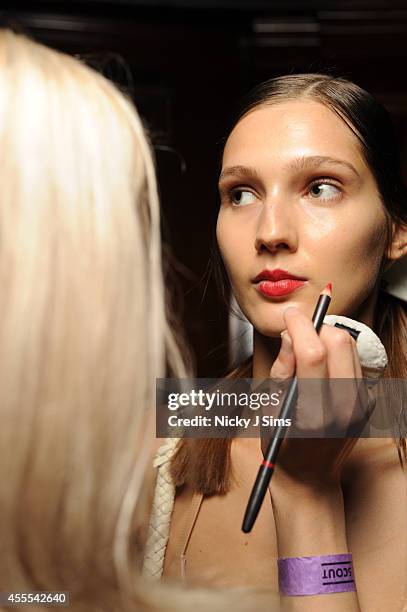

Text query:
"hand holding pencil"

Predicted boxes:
[[242, 283, 372, 532]]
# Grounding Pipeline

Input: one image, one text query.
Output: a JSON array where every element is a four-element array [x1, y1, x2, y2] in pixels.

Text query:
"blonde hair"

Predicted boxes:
[[0, 29, 273, 612], [0, 28, 217, 611]]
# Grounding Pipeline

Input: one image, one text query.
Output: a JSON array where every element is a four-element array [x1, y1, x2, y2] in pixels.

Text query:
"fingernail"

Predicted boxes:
[[283, 306, 298, 317]]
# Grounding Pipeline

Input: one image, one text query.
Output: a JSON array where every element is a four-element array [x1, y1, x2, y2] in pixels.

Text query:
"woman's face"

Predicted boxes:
[[217, 99, 387, 336]]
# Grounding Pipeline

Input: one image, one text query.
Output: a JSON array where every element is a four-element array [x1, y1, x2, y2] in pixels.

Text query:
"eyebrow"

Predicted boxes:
[[219, 155, 360, 182]]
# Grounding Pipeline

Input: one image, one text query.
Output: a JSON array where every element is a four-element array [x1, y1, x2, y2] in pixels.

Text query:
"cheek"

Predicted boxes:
[[216, 212, 246, 277], [342, 216, 386, 274], [314, 213, 386, 285]]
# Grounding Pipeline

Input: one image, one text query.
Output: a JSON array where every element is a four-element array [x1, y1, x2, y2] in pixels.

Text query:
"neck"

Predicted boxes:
[[252, 331, 281, 379]]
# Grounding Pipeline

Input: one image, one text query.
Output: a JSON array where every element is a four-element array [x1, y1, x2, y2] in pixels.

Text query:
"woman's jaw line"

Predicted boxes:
[[252, 330, 283, 379]]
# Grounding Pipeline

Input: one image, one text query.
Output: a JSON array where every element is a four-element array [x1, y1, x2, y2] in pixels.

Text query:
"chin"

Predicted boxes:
[[252, 320, 283, 339]]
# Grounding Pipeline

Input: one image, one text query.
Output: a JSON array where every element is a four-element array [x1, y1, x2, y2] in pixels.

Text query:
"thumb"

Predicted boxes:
[[269, 330, 295, 380]]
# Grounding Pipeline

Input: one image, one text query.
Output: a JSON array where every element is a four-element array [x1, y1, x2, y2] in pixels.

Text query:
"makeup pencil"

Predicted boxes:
[[242, 282, 332, 533]]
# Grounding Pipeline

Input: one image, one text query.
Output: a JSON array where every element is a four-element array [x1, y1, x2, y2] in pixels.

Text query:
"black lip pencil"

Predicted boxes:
[[242, 282, 332, 533]]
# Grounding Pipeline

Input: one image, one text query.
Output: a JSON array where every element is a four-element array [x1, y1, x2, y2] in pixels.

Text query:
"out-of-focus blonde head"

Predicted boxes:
[[0, 29, 263, 612], [0, 27, 189, 609]]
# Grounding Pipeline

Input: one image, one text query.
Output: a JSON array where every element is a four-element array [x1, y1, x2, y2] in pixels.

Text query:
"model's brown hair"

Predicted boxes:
[[171, 73, 407, 496]]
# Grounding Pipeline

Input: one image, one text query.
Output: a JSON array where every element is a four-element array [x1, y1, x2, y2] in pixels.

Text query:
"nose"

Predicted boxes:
[[254, 199, 298, 254]]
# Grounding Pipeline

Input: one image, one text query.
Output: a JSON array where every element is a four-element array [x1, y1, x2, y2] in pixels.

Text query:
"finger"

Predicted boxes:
[[319, 325, 357, 429], [269, 330, 296, 380], [319, 324, 360, 378], [283, 307, 328, 379], [320, 326, 365, 431], [282, 308, 329, 433], [323, 325, 376, 424], [349, 335, 363, 377], [349, 337, 378, 428]]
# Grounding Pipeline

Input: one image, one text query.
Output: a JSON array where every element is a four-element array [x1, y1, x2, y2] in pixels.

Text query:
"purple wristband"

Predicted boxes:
[[278, 553, 356, 596]]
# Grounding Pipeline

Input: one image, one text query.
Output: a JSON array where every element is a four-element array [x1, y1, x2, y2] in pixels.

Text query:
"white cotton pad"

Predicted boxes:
[[323, 315, 388, 378]]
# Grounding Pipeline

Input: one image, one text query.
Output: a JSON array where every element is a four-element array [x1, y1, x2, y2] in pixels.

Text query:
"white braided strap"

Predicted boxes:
[[142, 437, 180, 578]]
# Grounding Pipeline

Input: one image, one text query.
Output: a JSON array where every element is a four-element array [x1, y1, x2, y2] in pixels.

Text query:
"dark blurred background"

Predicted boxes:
[[4, 0, 407, 376]]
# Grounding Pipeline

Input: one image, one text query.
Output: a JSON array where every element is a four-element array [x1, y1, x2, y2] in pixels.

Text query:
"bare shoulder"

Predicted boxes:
[[342, 437, 405, 473], [342, 438, 407, 611], [341, 437, 407, 507]]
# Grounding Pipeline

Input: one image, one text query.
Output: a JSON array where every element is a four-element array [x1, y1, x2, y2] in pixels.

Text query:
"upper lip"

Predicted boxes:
[[253, 268, 308, 283]]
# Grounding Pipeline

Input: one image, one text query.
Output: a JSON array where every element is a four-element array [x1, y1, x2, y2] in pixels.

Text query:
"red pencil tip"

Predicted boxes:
[[323, 282, 332, 296]]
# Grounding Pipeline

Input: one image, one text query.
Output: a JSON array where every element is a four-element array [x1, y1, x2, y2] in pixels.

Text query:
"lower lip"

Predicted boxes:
[[256, 279, 307, 297]]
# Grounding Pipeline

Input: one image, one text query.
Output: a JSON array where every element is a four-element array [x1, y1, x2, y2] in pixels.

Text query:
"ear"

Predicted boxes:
[[385, 221, 407, 268]]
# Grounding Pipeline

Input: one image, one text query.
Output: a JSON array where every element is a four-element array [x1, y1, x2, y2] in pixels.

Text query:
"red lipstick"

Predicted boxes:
[[253, 268, 308, 298]]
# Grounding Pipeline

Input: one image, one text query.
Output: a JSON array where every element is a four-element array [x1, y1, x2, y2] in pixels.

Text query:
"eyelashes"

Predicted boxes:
[[221, 178, 343, 207], [307, 179, 342, 202], [228, 189, 257, 206]]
